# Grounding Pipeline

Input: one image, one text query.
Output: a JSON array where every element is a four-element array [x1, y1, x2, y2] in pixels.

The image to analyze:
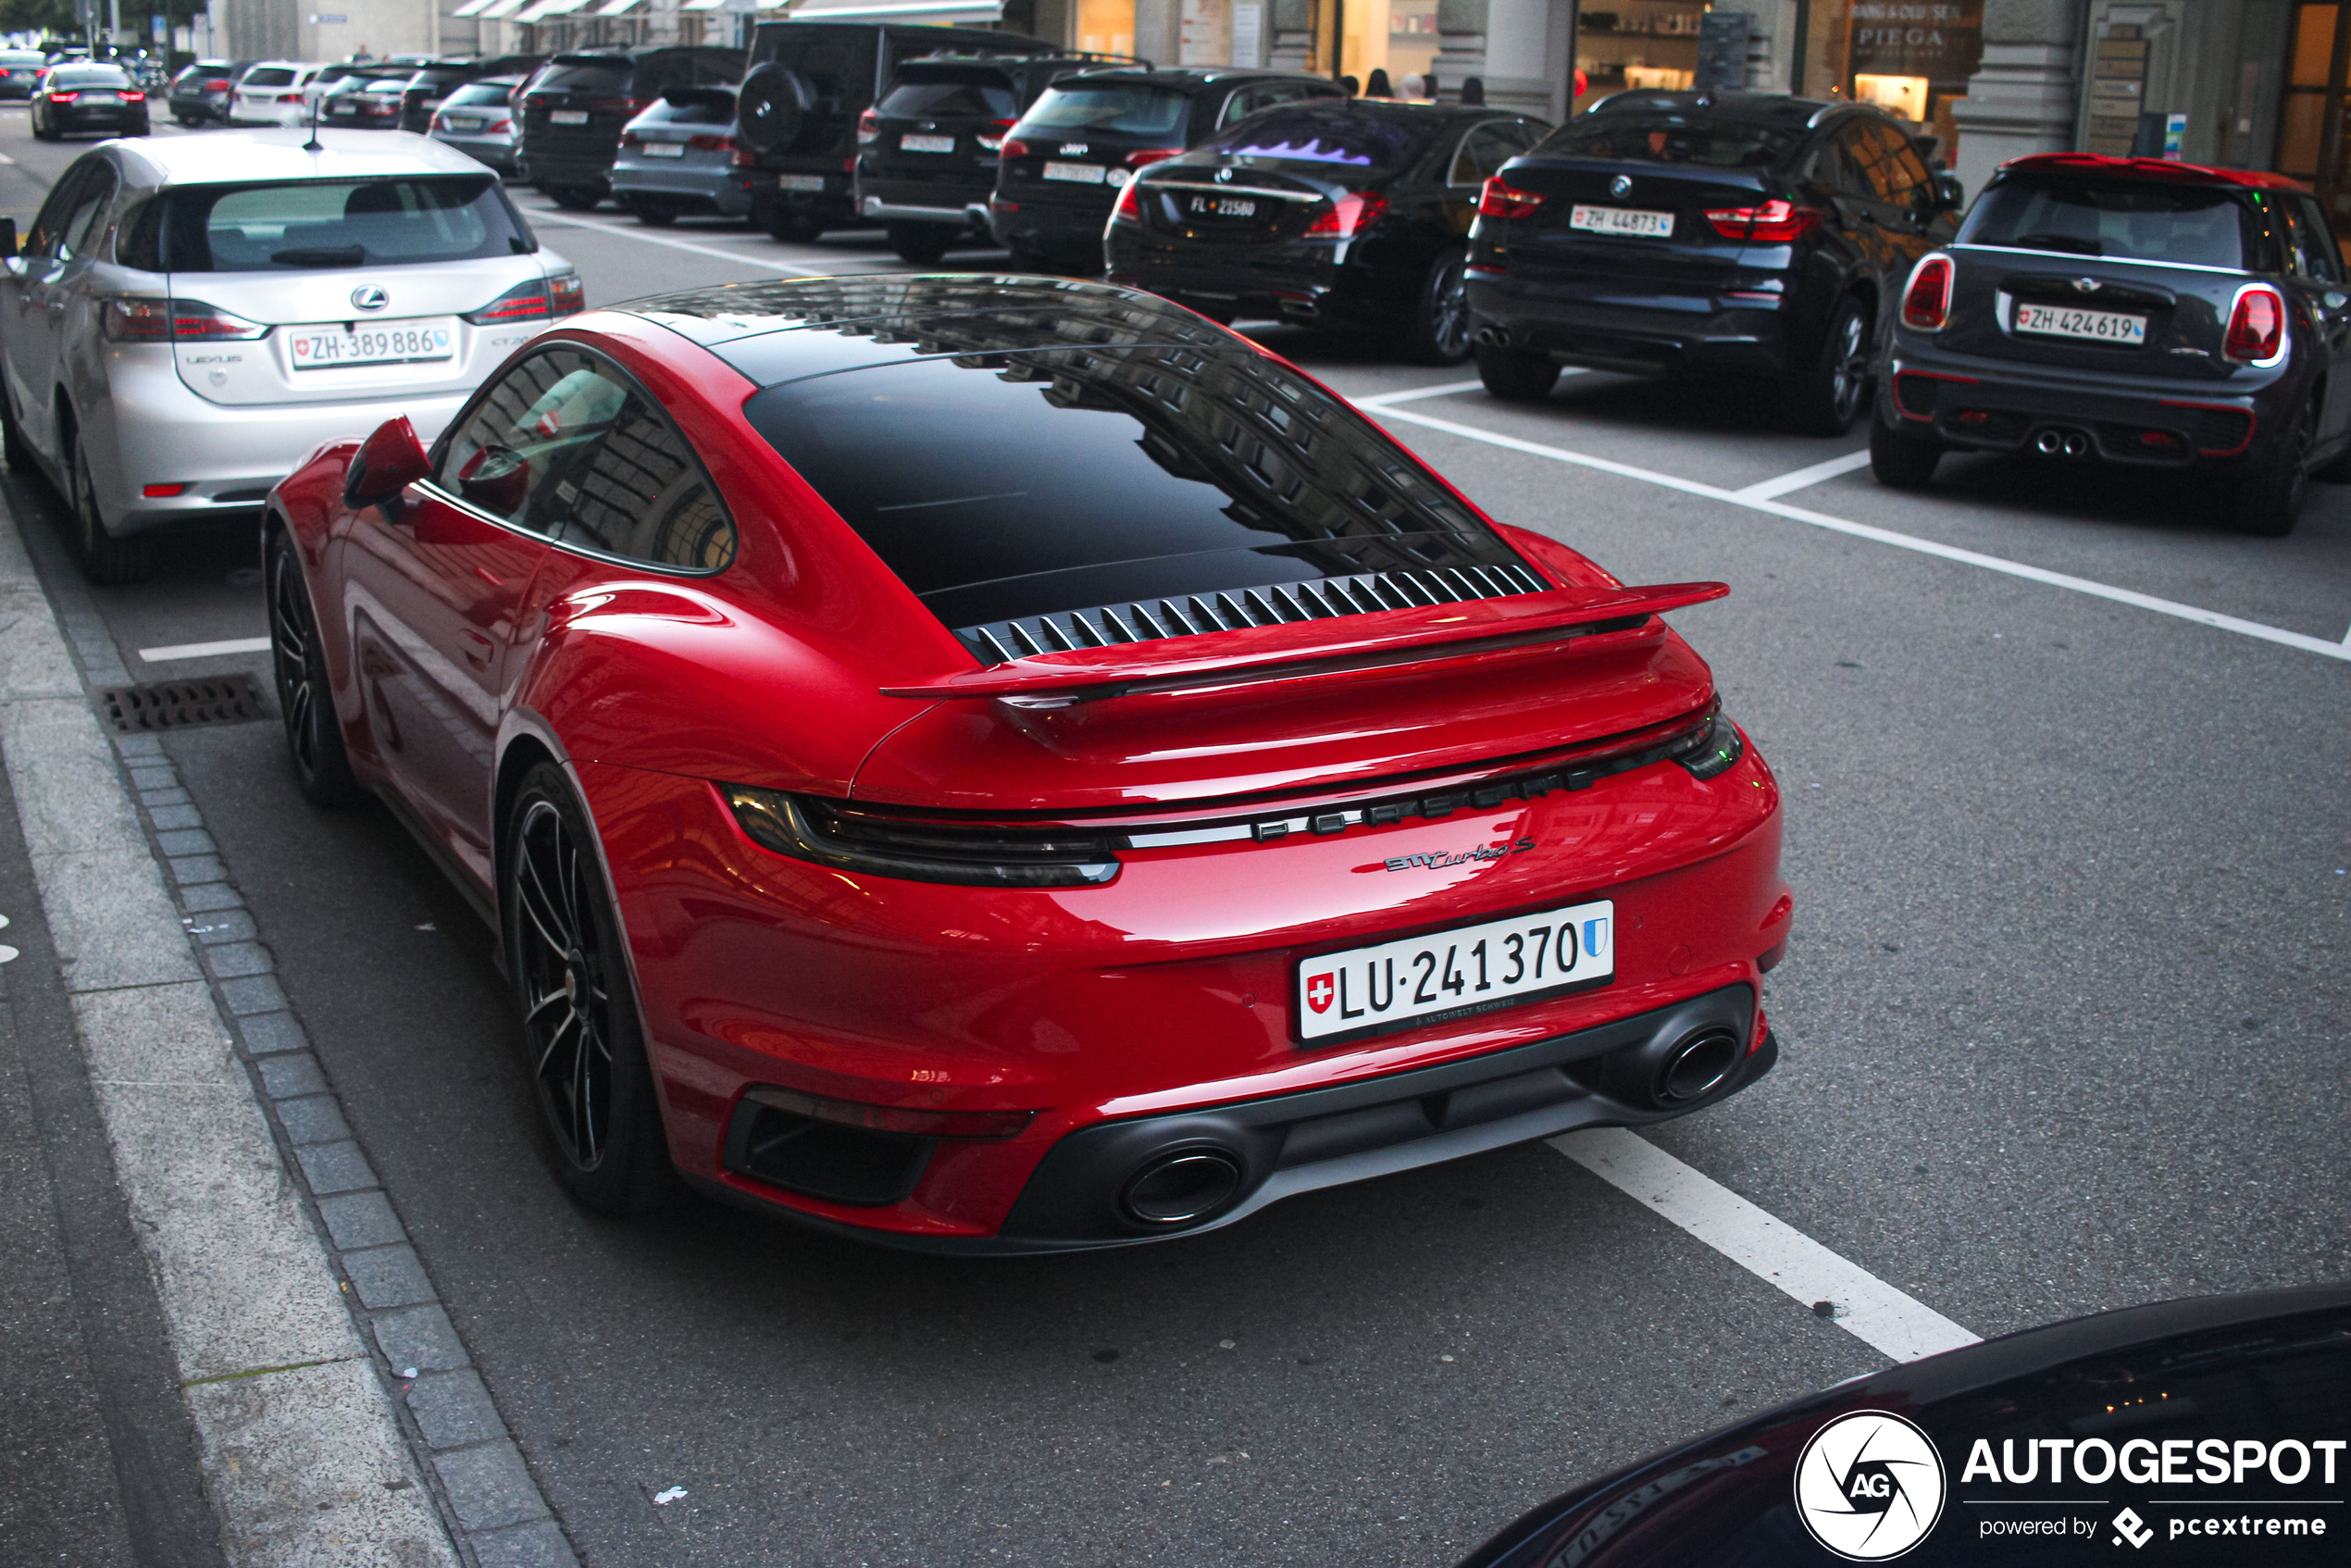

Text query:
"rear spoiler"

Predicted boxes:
[[879, 581, 1727, 704]]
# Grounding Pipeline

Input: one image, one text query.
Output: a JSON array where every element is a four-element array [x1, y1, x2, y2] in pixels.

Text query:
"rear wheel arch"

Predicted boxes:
[[493, 733, 564, 919]]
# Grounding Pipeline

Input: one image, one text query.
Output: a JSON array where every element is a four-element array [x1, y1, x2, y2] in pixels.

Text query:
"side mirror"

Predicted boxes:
[[1933, 171, 1965, 213], [343, 416, 431, 511]]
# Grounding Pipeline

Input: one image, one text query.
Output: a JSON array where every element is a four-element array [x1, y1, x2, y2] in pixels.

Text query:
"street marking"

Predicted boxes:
[[140, 635, 272, 662], [1554, 1127, 1981, 1363], [1354, 370, 1586, 410], [0, 153, 16, 165], [1735, 447, 1874, 501], [1372, 403, 2351, 665], [521, 208, 857, 278]]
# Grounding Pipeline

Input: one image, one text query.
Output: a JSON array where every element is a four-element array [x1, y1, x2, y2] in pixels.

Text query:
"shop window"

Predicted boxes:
[[1577, 3, 1706, 110], [1796, 0, 1984, 164]]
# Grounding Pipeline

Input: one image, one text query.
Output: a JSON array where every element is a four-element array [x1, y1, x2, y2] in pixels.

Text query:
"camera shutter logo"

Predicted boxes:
[[1793, 1410, 1947, 1561]]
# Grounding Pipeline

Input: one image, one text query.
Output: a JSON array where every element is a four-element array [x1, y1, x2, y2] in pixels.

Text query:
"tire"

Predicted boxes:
[[69, 435, 150, 585], [503, 761, 678, 1215], [2229, 397, 2313, 537], [2310, 432, 2351, 483], [1786, 293, 1872, 436], [176, 114, 201, 128], [1474, 339, 1561, 402], [886, 221, 953, 266], [1006, 243, 1057, 274], [627, 199, 678, 228], [1868, 408, 1942, 489], [548, 186, 603, 212], [266, 529, 364, 807], [759, 200, 825, 243], [1404, 250, 1473, 365]]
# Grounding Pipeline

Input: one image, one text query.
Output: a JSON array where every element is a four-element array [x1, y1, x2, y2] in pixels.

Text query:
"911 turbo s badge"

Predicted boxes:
[[1385, 837, 1535, 871]]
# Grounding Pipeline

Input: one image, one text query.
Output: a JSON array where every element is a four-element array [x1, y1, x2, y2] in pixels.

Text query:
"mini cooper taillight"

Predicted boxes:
[[856, 107, 879, 144], [727, 788, 1120, 888], [1703, 199, 1821, 243], [1901, 254, 1955, 330], [2224, 284, 2287, 365], [1477, 178, 1545, 219], [100, 298, 268, 342]]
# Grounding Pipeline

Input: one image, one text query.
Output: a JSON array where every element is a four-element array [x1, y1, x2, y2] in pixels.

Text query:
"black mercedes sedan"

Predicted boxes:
[[1872, 154, 2351, 537], [30, 64, 148, 140], [1456, 1285, 2350, 1568], [992, 66, 1348, 273], [1464, 91, 1960, 432], [1104, 98, 1549, 362]]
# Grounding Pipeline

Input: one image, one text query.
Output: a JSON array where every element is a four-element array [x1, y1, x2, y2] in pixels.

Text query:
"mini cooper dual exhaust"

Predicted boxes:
[[2034, 427, 2093, 459]]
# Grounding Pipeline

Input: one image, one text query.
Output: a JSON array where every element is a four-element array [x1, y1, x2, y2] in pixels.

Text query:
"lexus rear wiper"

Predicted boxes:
[[270, 244, 367, 267]]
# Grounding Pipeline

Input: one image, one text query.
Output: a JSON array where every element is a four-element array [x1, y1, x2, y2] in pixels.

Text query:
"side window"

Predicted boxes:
[[436, 349, 737, 572], [2288, 196, 2345, 282], [1873, 123, 1931, 204], [21, 163, 94, 261], [1449, 122, 1517, 186], [56, 164, 118, 264], [1500, 119, 1544, 155], [1216, 89, 1261, 129], [1836, 122, 1896, 201]]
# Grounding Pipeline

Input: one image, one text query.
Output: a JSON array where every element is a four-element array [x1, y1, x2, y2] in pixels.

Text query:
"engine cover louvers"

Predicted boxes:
[[954, 564, 1551, 664]]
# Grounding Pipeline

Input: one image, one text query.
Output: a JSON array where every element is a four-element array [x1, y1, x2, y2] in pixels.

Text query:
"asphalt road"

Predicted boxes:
[[6, 112, 2347, 1567]]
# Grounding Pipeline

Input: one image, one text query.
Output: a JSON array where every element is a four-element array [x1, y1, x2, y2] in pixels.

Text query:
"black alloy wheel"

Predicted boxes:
[[1474, 338, 1561, 402], [504, 763, 676, 1213], [1789, 294, 1872, 436], [1406, 250, 1474, 365], [886, 221, 953, 266], [266, 530, 364, 806], [69, 434, 150, 584], [2230, 396, 2313, 538], [1867, 407, 1942, 490]]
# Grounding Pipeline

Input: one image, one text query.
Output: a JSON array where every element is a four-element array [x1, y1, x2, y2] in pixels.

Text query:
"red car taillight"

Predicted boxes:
[[205, 78, 230, 90], [620, 131, 642, 148], [687, 133, 733, 152], [1126, 146, 1182, 168], [1901, 254, 1954, 330], [2224, 284, 2286, 364], [856, 107, 878, 144], [1111, 180, 1142, 223], [47, 91, 78, 103], [1304, 191, 1387, 238], [1704, 199, 1821, 243], [490, 118, 513, 134], [101, 297, 268, 342], [550, 273, 584, 314], [1477, 178, 1545, 219], [120, 90, 143, 102], [976, 117, 1015, 151], [464, 276, 582, 323], [1000, 137, 1029, 160], [590, 95, 651, 116], [732, 144, 757, 167], [277, 92, 305, 103]]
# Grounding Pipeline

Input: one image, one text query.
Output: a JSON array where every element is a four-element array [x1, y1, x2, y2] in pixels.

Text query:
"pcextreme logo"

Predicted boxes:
[[1794, 1410, 1948, 1561]]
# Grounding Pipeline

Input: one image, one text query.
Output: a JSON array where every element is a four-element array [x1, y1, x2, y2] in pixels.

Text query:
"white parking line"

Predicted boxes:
[[1735, 448, 1874, 501], [1372, 403, 2351, 665], [1353, 371, 1585, 410], [1554, 1127, 1980, 1363], [140, 636, 272, 662], [520, 209, 845, 277]]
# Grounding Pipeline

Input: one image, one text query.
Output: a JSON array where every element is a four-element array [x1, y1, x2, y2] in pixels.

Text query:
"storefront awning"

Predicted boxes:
[[679, 0, 728, 11], [477, 0, 530, 18], [593, 0, 643, 16], [781, 0, 1004, 20], [516, 0, 591, 19], [450, 0, 497, 17]]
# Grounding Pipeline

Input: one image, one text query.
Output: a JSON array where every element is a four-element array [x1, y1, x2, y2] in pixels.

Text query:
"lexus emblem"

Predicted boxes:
[[2072, 277, 2101, 293], [351, 285, 389, 311], [1609, 174, 1633, 197]]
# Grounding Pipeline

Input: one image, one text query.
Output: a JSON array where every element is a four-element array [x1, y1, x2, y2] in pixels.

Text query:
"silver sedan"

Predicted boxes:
[[0, 128, 578, 581]]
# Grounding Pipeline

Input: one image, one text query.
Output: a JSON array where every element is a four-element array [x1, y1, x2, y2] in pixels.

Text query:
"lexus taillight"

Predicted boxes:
[[1704, 199, 1821, 243], [1126, 146, 1182, 168], [1111, 180, 1142, 223], [550, 272, 584, 314], [2224, 284, 2286, 365], [1304, 190, 1388, 238], [687, 133, 733, 151], [976, 117, 1015, 151], [1901, 254, 1954, 330], [465, 275, 581, 323], [1477, 178, 1545, 219], [101, 298, 269, 342], [1000, 137, 1029, 160], [856, 107, 878, 144]]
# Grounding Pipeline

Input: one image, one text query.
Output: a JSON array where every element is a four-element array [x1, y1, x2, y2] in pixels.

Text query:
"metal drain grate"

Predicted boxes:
[[95, 675, 269, 734]]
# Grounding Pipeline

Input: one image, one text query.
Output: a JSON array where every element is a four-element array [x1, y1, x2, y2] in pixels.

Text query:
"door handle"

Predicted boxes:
[[456, 627, 493, 671]]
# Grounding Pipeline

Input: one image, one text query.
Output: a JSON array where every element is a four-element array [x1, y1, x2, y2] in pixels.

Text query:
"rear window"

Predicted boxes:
[[445, 81, 516, 107], [636, 88, 733, 125], [877, 65, 1017, 120], [1208, 106, 1432, 169], [534, 59, 629, 93], [1961, 178, 2254, 268], [1020, 82, 1188, 138], [741, 346, 1524, 633], [415, 67, 474, 87], [53, 68, 131, 88], [243, 67, 295, 87], [124, 177, 530, 272], [1539, 113, 1798, 169]]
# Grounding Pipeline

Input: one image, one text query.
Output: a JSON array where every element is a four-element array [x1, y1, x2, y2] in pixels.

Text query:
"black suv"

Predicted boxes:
[[1872, 154, 2351, 536], [401, 55, 541, 133], [520, 47, 743, 211], [1465, 91, 1961, 433], [995, 67, 1348, 271], [858, 50, 1139, 265], [729, 20, 1056, 243]]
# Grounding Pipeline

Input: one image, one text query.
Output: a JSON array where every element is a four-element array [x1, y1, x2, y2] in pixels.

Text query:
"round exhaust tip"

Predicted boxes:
[[1656, 1029, 1740, 1105], [1119, 1150, 1244, 1226], [2034, 429, 2063, 455]]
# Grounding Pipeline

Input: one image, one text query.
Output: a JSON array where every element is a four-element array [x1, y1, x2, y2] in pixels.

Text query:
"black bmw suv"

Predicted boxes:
[[519, 47, 742, 210], [1104, 98, 1548, 361], [858, 50, 1138, 265], [1465, 91, 1961, 433], [994, 67, 1348, 272], [1872, 154, 2351, 537]]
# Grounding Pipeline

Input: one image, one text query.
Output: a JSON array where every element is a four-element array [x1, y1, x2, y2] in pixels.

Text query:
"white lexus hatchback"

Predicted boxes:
[[230, 61, 326, 126], [0, 129, 578, 580]]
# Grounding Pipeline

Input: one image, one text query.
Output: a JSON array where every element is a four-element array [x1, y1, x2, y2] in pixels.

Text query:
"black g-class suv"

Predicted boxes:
[[519, 47, 742, 210], [732, 20, 1058, 244], [857, 49, 1139, 264]]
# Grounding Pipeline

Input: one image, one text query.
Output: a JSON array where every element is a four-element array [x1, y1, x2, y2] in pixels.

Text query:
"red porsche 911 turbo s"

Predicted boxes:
[[265, 276, 1791, 1251]]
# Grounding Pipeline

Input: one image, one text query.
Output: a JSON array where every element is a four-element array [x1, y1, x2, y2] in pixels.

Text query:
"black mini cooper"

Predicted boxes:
[[1872, 154, 2351, 537], [1464, 91, 1960, 432]]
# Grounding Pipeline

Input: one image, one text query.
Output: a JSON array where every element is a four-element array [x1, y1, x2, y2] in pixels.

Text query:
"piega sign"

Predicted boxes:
[[1448, 1286, 2351, 1568]]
